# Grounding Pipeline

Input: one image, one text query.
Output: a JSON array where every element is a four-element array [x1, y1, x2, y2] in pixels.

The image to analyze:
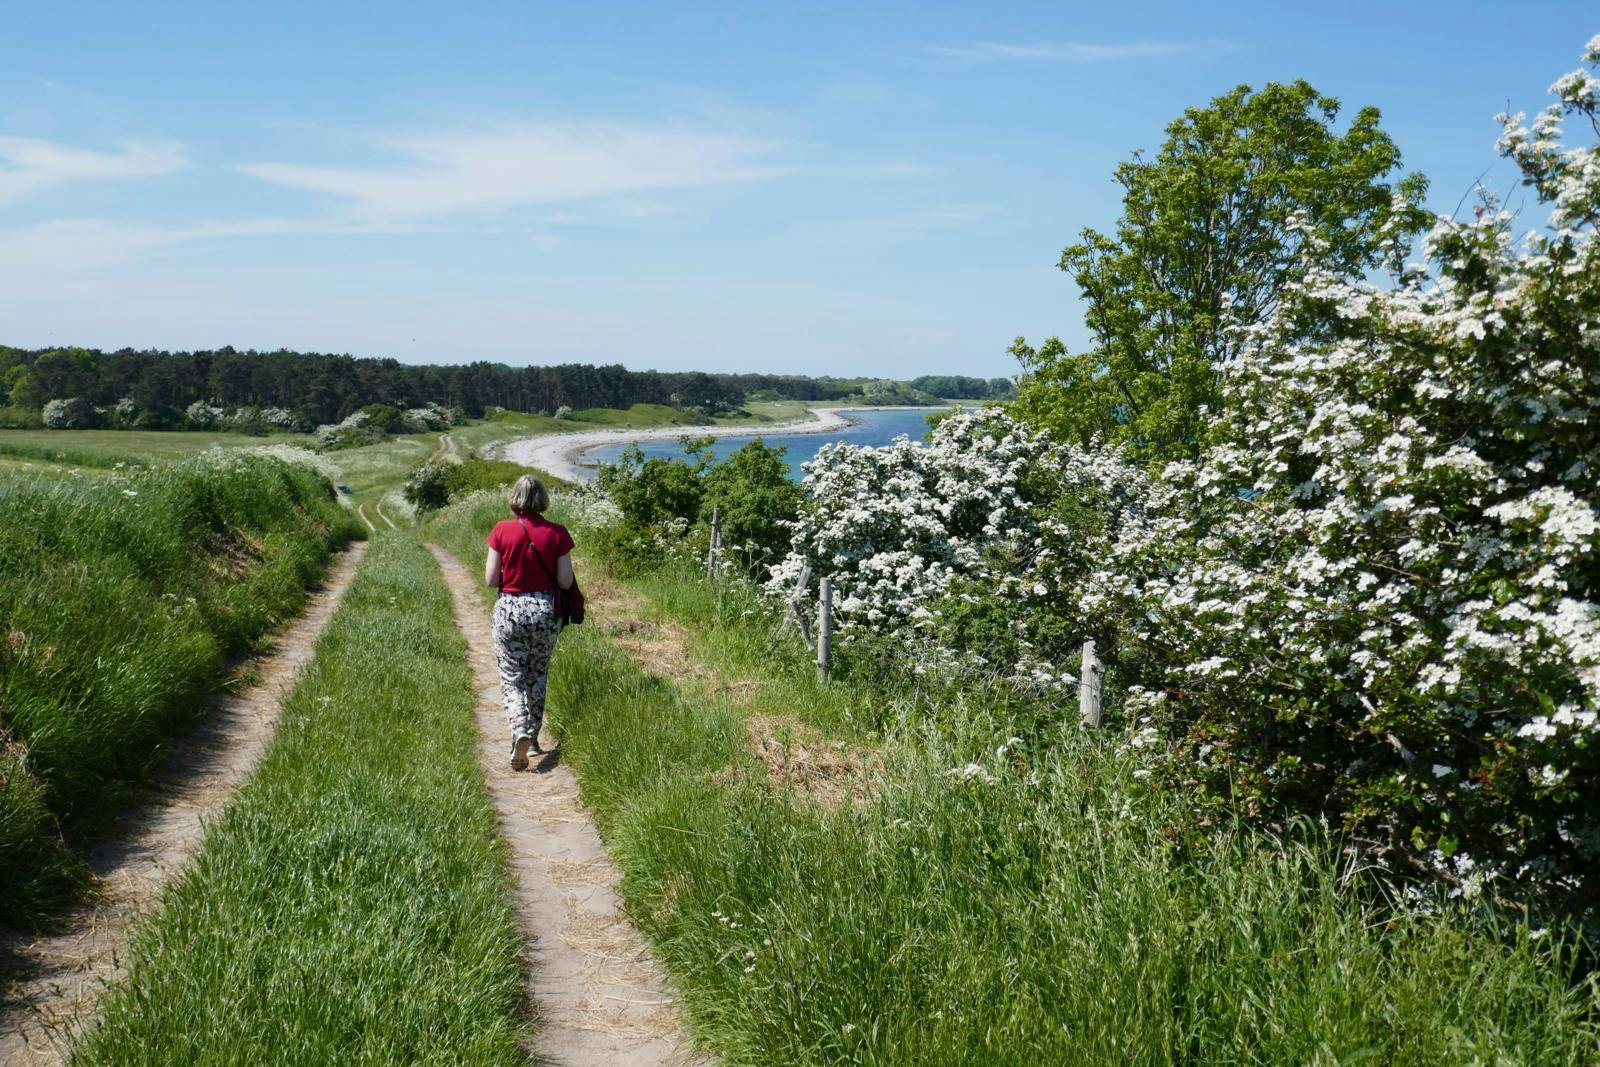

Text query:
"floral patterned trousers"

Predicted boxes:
[[491, 592, 563, 742]]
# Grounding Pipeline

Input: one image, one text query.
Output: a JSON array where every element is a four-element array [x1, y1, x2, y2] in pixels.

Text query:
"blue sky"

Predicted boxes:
[[1, 2, 1594, 379]]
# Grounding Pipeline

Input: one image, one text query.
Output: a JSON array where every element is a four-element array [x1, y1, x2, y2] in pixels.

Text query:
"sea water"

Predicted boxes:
[[580, 407, 950, 482]]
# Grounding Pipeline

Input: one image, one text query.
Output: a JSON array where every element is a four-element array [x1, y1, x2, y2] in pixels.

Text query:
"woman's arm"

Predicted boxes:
[[556, 553, 574, 590], [485, 548, 502, 588]]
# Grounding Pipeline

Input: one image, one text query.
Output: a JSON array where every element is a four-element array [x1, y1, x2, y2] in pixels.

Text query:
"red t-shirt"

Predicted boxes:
[[488, 515, 574, 595]]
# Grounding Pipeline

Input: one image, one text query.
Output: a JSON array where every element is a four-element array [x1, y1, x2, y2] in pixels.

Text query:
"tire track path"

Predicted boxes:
[[0, 543, 368, 1066], [428, 545, 699, 1067]]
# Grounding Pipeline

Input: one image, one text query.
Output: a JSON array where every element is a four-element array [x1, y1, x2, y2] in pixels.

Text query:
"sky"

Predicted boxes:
[[0, 2, 1595, 380]]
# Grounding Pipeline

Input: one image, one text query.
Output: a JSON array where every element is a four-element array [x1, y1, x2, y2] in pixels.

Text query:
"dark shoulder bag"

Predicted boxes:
[[517, 517, 585, 625]]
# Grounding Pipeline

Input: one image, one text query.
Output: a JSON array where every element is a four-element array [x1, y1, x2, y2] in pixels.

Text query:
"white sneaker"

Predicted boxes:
[[510, 735, 532, 771]]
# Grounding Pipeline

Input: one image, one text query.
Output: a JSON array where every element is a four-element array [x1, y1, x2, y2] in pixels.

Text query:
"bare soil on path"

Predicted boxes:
[[428, 545, 701, 1067], [0, 542, 368, 1066]]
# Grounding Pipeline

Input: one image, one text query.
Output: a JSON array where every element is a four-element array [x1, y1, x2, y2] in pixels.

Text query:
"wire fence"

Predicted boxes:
[[703, 514, 1113, 727]]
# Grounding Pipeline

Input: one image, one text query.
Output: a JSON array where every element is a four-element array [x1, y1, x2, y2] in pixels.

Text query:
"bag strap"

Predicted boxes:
[[516, 516, 562, 591]]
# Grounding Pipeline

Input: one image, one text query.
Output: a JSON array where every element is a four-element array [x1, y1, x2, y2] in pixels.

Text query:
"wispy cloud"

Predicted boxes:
[[0, 217, 428, 280], [0, 136, 187, 204], [929, 39, 1233, 64], [238, 122, 794, 219]]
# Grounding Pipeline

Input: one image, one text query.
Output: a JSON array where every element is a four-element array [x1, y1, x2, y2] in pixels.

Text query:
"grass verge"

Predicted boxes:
[[73, 533, 527, 1065], [432, 498, 1600, 1065], [0, 452, 362, 924]]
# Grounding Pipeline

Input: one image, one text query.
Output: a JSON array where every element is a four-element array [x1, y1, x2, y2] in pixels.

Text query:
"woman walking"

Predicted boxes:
[[484, 475, 574, 770]]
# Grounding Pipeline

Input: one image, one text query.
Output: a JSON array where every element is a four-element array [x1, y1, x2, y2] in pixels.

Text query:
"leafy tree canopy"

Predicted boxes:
[[1013, 79, 1428, 463]]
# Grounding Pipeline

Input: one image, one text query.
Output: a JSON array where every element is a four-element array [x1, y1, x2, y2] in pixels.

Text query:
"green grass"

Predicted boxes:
[[0, 452, 362, 923], [319, 432, 440, 509], [0, 428, 315, 466], [431, 500, 1600, 1066], [618, 566, 875, 738], [73, 533, 528, 1065]]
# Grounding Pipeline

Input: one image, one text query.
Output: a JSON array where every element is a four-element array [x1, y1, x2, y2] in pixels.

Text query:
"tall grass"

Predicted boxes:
[[431, 498, 1600, 1065], [0, 452, 362, 923], [0, 438, 152, 469], [549, 613, 1600, 1064], [74, 534, 527, 1065]]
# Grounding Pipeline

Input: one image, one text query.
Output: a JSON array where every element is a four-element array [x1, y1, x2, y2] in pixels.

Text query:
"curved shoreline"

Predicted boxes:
[[500, 406, 920, 484]]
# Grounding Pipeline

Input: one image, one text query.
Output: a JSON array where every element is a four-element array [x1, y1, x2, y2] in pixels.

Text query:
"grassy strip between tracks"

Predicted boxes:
[[74, 532, 528, 1066], [432, 493, 1600, 1066]]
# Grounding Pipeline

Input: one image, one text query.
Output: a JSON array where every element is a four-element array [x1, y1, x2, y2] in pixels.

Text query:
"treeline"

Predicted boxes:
[[909, 375, 1014, 400], [0, 345, 993, 428]]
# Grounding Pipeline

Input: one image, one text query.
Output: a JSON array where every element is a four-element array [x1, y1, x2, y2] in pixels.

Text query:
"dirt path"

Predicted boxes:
[[0, 543, 368, 1066], [356, 502, 377, 532], [374, 498, 397, 529], [427, 545, 699, 1067]]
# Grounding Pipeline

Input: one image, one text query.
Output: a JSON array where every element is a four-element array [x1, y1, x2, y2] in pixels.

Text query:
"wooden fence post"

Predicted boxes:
[[779, 563, 814, 650], [706, 507, 722, 582], [816, 576, 833, 684], [1079, 637, 1103, 728]]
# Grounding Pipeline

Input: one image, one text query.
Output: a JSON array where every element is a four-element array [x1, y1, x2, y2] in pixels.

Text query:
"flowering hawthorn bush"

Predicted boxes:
[[1061, 39, 1600, 903], [313, 410, 383, 450], [42, 397, 95, 429], [403, 403, 454, 432], [768, 408, 1059, 629], [776, 41, 1600, 903], [184, 399, 226, 428]]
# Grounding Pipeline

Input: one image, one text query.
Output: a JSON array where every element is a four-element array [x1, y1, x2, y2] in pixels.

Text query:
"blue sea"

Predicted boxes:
[[581, 407, 949, 481]]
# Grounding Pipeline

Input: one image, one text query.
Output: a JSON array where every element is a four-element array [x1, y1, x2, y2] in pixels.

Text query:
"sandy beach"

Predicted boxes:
[[499, 406, 867, 483]]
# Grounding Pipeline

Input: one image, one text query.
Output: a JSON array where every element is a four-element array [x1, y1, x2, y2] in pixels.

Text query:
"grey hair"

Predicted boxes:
[[507, 474, 550, 516]]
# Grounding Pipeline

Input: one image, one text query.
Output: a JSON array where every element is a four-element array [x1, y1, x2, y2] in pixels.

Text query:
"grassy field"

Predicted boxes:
[[0, 428, 315, 470], [0, 453, 362, 922], [0, 400, 813, 514], [74, 533, 528, 1065], [432, 499, 1600, 1065]]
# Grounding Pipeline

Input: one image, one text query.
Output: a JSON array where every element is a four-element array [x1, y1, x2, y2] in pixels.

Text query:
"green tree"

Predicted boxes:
[[700, 439, 799, 569], [13, 348, 100, 409], [1013, 80, 1428, 462], [597, 442, 707, 529]]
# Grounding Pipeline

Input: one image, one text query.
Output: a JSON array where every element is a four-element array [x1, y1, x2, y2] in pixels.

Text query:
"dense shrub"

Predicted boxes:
[[0, 451, 362, 922], [0, 404, 43, 429], [596, 439, 798, 576], [403, 460, 456, 511], [315, 410, 386, 450], [701, 440, 800, 570], [598, 443, 706, 528], [402, 402, 454, 432], [110, 396, 141, 428], [359, 403, 408, 434], [184, 398, 226, 428], [403, 457, 551, 511], [42, 396, 97, 429], [768, 409, 1059, 629]]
